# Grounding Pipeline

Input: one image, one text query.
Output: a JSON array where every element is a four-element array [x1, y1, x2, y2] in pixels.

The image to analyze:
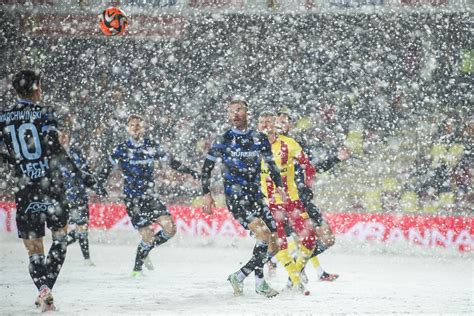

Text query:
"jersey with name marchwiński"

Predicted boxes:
[[0, 100, 62, 183], [108, 138, 168, 197], [206, 128, 276, 196]]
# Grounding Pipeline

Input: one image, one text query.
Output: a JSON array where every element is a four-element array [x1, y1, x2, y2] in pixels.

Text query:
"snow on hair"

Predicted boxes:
[[127, 114, 145, 123]]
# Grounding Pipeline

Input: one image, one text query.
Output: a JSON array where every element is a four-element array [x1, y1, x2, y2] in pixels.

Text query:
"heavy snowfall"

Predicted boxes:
[[0, 0, 472, 315]]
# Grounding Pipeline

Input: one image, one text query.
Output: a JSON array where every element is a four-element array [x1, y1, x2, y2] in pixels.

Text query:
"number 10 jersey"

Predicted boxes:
[[0, 99, 64, 183]]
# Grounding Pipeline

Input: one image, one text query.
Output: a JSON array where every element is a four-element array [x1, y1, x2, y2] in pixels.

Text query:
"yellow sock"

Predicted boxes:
[[310, 255, 321, 269], [295, 245, 313, 272], [275, 249, 301, 285], [287, 239, 298, 255], [310, 255, 325, 277]]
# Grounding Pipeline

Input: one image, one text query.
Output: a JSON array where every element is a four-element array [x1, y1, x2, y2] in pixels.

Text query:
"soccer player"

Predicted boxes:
[[201, 100, 286, 298], [97, 114, 199, 276], [58, 130, 96, 266], [257, 111, 316, 295], [0, 70, 93, 312], [276, 109, 350, 281]]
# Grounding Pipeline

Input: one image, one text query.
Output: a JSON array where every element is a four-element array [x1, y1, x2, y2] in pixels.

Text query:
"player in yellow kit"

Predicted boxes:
[[275, 108, 347, 282], [257, 111, 316, 295]]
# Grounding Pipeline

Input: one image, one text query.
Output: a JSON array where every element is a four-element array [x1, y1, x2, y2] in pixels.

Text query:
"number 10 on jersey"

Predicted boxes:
[[5, 123, 42, 160]]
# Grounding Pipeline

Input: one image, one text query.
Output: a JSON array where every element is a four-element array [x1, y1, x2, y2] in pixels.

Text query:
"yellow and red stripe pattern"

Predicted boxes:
[[261, 135, 315, 204]]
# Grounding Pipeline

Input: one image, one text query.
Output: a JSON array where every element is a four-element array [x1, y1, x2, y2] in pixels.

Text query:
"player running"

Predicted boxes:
[[58, 130, 97, 266], [97, 114, 199, 277], [276, 108, 350, 282], [0, 70, 94, 312], [257, 111, 316, 295], [201, 100, 286, 298]]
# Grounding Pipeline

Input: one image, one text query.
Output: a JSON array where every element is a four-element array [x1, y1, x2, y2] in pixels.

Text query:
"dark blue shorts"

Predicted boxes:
[[124, 194, 170, 229], [15, 185, 69, 239], [225, 193, 276, 232]]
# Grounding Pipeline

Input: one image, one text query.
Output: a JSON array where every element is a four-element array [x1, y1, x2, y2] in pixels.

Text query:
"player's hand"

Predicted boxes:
[[202, 193, 215, 215], [337, 147, 351, 161], [276, 187, 287, 204]]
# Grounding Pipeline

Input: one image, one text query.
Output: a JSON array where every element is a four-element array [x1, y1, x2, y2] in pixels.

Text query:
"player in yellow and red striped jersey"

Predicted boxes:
[[257, 110, 316, 295], [275, 108, 350, 282]]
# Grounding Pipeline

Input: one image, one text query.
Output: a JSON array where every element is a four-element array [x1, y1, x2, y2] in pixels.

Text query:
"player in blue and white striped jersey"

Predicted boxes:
[[97, 114, 199, 277], [201, 100, 287, 298]]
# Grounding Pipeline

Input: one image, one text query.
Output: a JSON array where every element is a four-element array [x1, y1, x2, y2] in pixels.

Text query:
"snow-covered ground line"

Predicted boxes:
[[1, 231, 472, 315]]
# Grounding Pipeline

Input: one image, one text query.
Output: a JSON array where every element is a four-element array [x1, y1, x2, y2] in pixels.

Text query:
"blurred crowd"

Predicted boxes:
[[0, 12, 471, 213]]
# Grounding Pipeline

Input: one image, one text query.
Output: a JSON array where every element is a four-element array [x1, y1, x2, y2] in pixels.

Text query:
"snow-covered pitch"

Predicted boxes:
[[1, 231, 472, 315]]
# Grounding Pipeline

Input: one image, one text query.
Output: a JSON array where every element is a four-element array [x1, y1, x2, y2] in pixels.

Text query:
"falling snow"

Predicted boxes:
[[0, 1, 472, 315]]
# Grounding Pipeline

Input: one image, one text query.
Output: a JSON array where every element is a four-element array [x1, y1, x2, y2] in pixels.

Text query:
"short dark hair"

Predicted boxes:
[[277, 107, 296, 121], [229, 99, 249, 110], [127, 114, 145, 123], [258, 110, 275, 118], [12, 70, 41, 98]]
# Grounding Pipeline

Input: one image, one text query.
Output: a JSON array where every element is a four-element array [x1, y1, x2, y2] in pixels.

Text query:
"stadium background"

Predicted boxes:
[[0, 1, 472, 218]]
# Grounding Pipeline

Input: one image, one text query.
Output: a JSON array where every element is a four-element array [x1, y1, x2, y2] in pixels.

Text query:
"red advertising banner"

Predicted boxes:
[[325, 212, 473, 252], [0, 202, 472, 252]]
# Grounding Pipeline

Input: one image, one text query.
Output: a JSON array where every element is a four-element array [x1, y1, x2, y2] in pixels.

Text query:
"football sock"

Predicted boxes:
[[153, 230, 172, 247], [77, 231, 90, 260], [270, 256, 278, 265], [295, 245, 313, 272], [254, 264, 265, 279], [29, 254, 48, 291], [288, 239, 298, 258], [66, 230, 77, 246], [255, 275, 265, 286], [134, 240, 154, 271], [312, 239, 328, 257], [45, 235, 68, 290], [236, 270, 246, 282], [275, 249, 301, 285], [254, 250, 274, 281], [239, 241, 268, 278], [310, 256, 325, 277]]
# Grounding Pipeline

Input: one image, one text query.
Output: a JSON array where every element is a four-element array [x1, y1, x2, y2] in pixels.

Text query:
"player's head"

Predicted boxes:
[[276, 107, 294, 135], [227, 99, 249, 130], [257, 110, 276, 136], [12, 69, 42, 101], [127, 114, 145, 141]]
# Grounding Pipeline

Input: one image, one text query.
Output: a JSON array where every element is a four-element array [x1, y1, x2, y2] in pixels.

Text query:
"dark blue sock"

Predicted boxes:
[[29, 254, 48, 291]]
